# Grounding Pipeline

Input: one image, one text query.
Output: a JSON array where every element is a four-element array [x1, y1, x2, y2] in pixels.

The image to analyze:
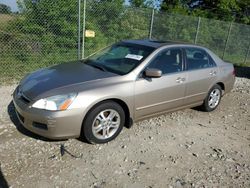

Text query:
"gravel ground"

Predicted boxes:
[[0, 77, 249, 188]]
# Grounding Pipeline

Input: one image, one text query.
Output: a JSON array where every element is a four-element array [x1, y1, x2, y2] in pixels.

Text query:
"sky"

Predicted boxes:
[[0, 0, 162, 13], [0, 0, 18, 12]]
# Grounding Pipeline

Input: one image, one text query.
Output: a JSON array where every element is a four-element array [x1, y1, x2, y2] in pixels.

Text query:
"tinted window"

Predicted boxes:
[[185, 48, 214, 70], [85, 42, 155, 75], [148, 48, 183, 74], [208, 54, 217, 67]]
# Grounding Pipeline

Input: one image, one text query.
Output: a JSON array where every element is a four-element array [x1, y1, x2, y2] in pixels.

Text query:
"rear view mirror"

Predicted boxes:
[[144, 68, 162, 78]]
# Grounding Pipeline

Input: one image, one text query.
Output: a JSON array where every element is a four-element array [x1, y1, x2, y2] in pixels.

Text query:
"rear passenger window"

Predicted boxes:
[[185, 48, 214, 70]]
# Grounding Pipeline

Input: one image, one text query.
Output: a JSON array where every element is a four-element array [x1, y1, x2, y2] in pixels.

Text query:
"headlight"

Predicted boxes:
[[32, 93, 77, 111]]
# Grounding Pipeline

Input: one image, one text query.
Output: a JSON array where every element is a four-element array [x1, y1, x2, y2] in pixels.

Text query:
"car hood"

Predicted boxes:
[[19, 62, 118, 100]]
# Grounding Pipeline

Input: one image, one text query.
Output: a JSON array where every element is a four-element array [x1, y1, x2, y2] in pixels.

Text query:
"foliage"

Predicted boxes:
[[161, 0, 250, 25], [85, 0, 150, 57], [129, 0, 145, 8], [0, 4, 11, 14], [2, 0, 78, 63]]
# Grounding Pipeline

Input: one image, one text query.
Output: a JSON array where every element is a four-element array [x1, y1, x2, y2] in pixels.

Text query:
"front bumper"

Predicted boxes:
[[13, 87, 84, 139]]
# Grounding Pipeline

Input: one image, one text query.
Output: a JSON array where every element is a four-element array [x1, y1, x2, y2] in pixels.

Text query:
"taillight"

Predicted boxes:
[[232, 68, 236, 76]]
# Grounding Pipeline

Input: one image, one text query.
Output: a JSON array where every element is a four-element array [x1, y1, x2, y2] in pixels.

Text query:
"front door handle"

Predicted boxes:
[[176, 77, 186, 83]]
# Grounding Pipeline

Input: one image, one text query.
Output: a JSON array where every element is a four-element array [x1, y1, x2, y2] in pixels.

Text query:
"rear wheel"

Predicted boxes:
[[82, 101, 125, 144], [201, 84, 222, 112]]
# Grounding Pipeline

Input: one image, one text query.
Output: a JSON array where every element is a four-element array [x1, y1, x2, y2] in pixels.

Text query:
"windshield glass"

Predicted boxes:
[[84, 42, 155, 75]]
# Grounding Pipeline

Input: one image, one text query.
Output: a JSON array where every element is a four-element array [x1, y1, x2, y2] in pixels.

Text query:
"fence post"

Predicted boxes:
[[81, 0, 86, 59], [243, 41, 250, 65], [77, 0, 81, 60], [222, 22, 233, 60], [194, 17, 201, 44], [149, 8, 154, 40]]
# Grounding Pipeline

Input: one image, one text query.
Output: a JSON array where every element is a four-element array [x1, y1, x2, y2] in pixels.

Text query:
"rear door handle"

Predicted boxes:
[[209, 70, 217, 76]]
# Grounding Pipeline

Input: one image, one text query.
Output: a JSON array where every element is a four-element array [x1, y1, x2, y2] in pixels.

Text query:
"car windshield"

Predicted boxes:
[[84, 42, 155, 75]]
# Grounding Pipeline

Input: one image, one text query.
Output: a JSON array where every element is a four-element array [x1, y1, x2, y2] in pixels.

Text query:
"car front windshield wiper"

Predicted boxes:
[[85, 60, 107, 72], [90, 64, 107, 72]]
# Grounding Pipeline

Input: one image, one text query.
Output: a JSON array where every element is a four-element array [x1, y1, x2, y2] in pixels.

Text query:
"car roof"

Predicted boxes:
[[122, 39, 200, 49], [122, 39, 225, 66], [121, 39, 224, 66]]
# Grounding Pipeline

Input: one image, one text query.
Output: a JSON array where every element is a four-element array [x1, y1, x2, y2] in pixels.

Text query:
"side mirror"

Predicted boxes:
[[144, 68, 162, 78]]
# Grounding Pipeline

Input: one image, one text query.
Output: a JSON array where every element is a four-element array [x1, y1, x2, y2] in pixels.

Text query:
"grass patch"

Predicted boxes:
[[0, 14, 15, 29], [0, 49, 77, 85]]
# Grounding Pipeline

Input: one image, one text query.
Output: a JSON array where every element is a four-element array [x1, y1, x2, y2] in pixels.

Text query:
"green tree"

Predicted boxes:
[[235, 0, 250, 24], [189, 0, 240, 21], [160, 0, 250, 25], [161, 0, 189, 13], [13, 0, 78, 50], [3, 0, 80, 65], [85, 0, 151, 56], [0, 4, 11, 14], [129, 0, 145, 7], [129, 0, 161, 8]]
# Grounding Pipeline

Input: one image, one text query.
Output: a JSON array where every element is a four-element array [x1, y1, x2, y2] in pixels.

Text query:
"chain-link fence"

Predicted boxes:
[[0, 0, 250, 84], [151, 12, 250, 65], [0, 0, 79, 84], [83, 1, 151, 58]]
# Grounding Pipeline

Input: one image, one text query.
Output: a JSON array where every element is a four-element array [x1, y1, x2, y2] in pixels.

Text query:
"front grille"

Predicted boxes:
[[33, 122, 48, 130], [16, 111, 24, 123]]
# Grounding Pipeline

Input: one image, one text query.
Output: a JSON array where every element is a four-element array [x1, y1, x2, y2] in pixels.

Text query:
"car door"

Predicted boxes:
[[134, 48, 187, 120], [183, 47, 218, 105]]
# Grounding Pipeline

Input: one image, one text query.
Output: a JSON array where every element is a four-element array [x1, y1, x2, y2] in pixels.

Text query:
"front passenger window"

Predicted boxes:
[[147, 48, 183, 74]]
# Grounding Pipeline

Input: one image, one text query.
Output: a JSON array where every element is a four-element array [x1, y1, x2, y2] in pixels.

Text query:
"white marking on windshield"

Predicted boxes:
[[125, 54, 143, 61]]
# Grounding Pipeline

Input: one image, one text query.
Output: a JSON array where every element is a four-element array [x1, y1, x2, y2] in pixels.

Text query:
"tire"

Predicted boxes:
[[82, 101, 125, 144], [201, 84, 222, 112]]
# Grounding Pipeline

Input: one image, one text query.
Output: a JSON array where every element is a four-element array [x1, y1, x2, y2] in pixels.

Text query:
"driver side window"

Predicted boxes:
[[147, 48, 183, 74]]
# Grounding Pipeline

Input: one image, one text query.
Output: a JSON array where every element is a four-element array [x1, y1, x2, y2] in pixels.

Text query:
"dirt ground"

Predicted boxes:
[[0, 76, 249, 188]]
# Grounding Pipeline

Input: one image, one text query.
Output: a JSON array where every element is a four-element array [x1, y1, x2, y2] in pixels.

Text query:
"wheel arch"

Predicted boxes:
[[215, 82, 225, 95], [207, 82, 225, 97], [81, 98, 132, 131], [109, 98, 132, 128], [216, 82, 225, 91]]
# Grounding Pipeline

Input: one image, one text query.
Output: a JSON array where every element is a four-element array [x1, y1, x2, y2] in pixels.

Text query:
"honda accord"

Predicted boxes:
[[13, 40, 235, 144]]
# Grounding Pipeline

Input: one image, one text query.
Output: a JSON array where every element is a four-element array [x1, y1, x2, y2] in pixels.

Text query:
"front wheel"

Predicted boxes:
[[201, 84, 222, 112], [82, 101, 125, 144]]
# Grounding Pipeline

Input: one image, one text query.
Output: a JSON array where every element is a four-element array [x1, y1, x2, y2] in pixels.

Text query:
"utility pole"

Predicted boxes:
[[77, 0, 81, 59], [194, 17, 201, 44], [81, 0, 86, 59], [149, 9, 155, 40], [222, 22, 233, 60]]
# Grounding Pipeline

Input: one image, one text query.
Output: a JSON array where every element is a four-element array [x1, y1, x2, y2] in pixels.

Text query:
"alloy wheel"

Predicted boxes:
[[208, 88, 221, 108], [92, 109, 121, 140]]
